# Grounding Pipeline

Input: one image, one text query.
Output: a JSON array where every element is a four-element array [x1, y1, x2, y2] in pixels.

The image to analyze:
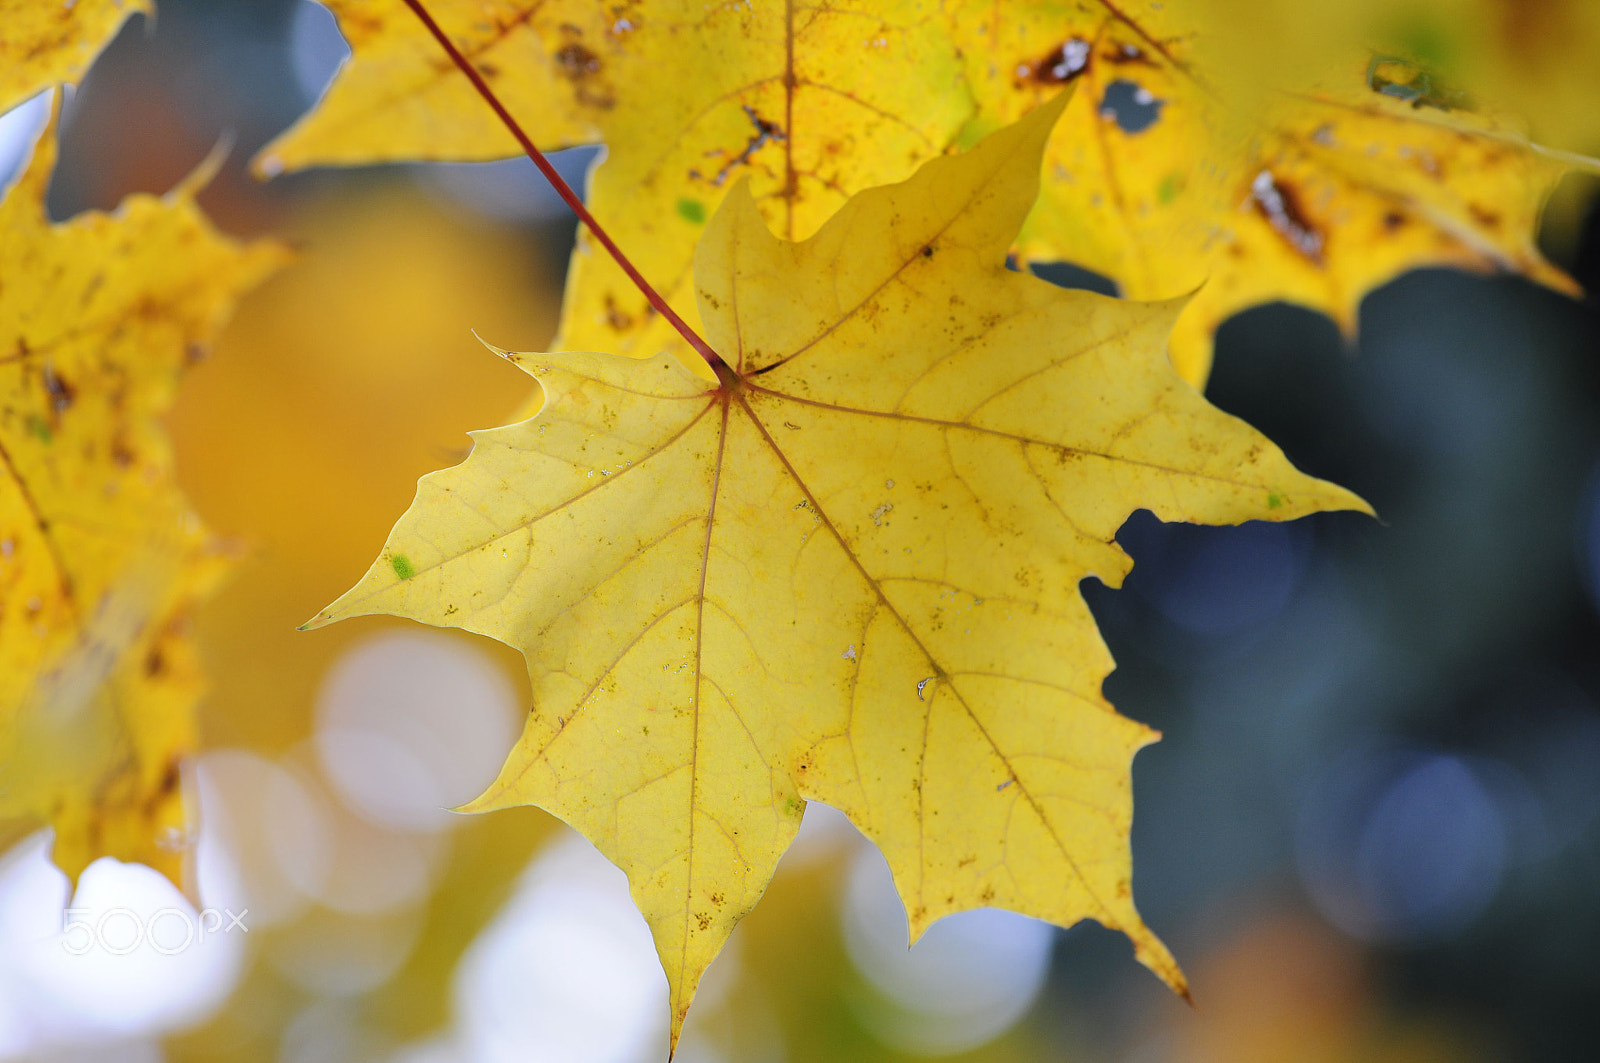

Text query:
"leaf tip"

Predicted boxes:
[[298, 603, 343, 631], [1323, 482, 1378, 521], [452, 780, 510, 816], [1013, 85, 1075, 149], [1130, 926, 1191, 1003], [668, 1000, 691, 1060], [471, 329, 518, 362], [1040, 84, 1076, 121]]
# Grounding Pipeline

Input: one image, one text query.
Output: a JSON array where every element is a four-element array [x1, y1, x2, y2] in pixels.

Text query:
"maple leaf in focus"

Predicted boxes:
[[0, 0, 146, 116], [308, 95, 1369, 1049], [261, 0, 1586, 388], [0, 110, 284, 884]]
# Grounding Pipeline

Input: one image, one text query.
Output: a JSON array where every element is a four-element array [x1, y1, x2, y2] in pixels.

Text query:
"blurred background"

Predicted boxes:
[[1, 2, 1598, 1060]]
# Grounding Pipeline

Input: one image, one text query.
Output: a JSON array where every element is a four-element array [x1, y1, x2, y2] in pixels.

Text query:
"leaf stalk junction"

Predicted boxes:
[[400, 0, 730, 375]]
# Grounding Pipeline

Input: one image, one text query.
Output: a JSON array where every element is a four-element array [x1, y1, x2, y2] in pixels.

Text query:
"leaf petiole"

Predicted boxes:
[[399, 0, 727, 373]]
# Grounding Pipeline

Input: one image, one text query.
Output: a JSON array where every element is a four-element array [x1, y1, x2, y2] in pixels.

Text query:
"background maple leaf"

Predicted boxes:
[[0, 103, 284, 886], [259, 0, 1593, 388], [0, 0, 146, 117]]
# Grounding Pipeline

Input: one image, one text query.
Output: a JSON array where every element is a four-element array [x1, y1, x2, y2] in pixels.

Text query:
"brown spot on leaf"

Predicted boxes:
[[604, 294, 634, 331], [1250, 170, 1325, 265], [1021, 38, 1091, 84], [143, 758, 183, 814], [555, 41, 600, 78], [1468, 204, 1502, 230], [1104, 42, 1154, 66], [553, 39, 615, 109], [42, 365, 75, 414], [157, 759, 181, 796]]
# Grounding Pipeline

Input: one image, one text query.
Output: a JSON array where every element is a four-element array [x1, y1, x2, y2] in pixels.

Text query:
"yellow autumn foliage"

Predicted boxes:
[[0, 111, 283, 883], [262, 0, 1588, 389], [0, 0, 144, 116], [310, 95, 1368, 1050]]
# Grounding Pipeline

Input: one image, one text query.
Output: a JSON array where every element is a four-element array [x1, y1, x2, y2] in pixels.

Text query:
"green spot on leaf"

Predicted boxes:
[[1267, 491, 1283, 509], [1158, 172, 1184, 205], [1395, 19, 1456, 70], [676, 198, 706, 225], [784, 796, 803, 817], [26, 416, 51, 444], [390, 554, 416, 580]]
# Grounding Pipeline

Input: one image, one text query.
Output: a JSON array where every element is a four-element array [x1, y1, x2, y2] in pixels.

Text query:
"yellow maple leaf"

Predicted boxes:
[[259, 0, 1585, 389], [308, 94, 1369, 1050], [0, 109, 285, 884], [259, 0, 973, 389], [1195, 0, 1600, 157], [956, 3, 1586, 383], [0, 0, 146, 116]]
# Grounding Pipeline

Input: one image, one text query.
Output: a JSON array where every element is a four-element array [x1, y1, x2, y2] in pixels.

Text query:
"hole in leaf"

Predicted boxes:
[[1099, 79, 1164, 134]]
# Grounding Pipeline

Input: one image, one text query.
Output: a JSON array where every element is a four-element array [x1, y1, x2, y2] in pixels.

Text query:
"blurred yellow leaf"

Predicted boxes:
[[1195, 0, 1600, 157], [0, 113, 283, 885], [262, 0, 1585, 388], [308, 96, 1367, 1049], [259, 0, 972, 390], [0, 0, 144, 116], [957, 5, 1584, 381]]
